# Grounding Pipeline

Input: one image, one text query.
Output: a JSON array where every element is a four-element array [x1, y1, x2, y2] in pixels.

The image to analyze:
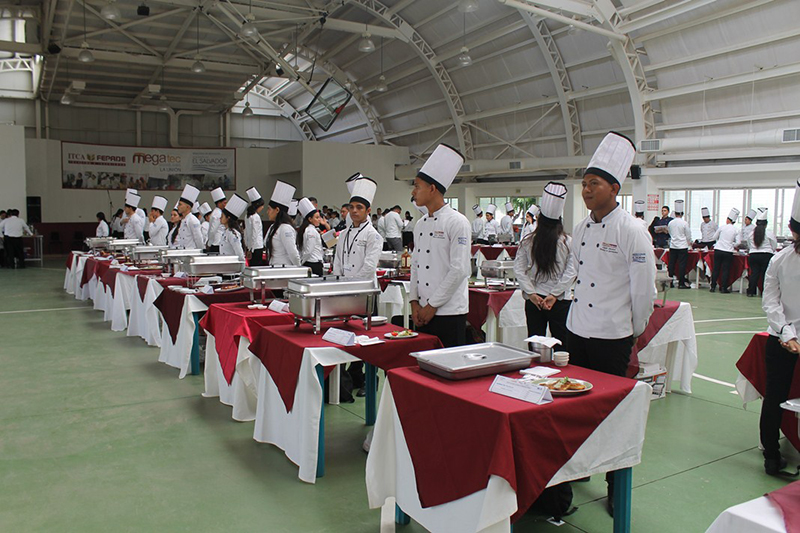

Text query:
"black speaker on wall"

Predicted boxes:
[[630, 165, 641, 180], [27, 196, 41, 224]]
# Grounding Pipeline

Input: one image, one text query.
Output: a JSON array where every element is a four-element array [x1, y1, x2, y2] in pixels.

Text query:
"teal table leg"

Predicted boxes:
[[613, 467, 633, 533], [395, 504, 410, 525], [316, 364, 325, 479], [365, 363, 377, 426], [191, 313, 201, 376]]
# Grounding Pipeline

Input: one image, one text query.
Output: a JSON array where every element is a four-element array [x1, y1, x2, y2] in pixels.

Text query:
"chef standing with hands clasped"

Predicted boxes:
[[123, 190, 145, 243], [175, 184, 205, 250], [410, 144, 472, 347]]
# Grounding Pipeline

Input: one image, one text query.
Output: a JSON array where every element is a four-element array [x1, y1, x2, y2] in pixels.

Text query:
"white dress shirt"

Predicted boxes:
[[471, 217, 485, 241], [124, 212, 145, 243], [176, 213, 204, 249], [483, 218, 500, 239], [667, 217, 692, 249], [763, 247, 800, 343], [513, 233, 572, 299], [376, 215, 387, 239], [148, 216, 168, 246], [713, 224, 741, 253], [208, 208, 223, 247], [500, 215, 513, 235], [557, 206, 657, 339], [301, 225, 324, 264], [700, 220, 718, 242], [96, 220, 110, 237], [410, 205, 472, 316], [384, 211, 404, 239], [266, 223, 301, 266], [332, 220, 383, 280], [245, 213, 263, 251], [749, 229, 777, 254], [220, 228, 245, 260], [2, 216, 31, 237], [200, 221, 209, 246]]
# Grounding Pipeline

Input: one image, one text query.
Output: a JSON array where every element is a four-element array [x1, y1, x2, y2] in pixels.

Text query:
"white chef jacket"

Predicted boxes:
[[167, 226, 179, 249], [220, 228, 245, 260], [332, 220, 383, 280], [301, 225, 324, 264], [471, 217, 485, 241], [741, 223, 755, 247], [266, 223, 301, 266], [176, 213, 204, 249], [245, 213, 263, 251], [513, 232, 572, 300], [208, 208, 223, 247], [410, 205, 471, 316], [763, 247, 800, 343], [557, 206, 657, 339], [2, 216, 30, 237], [520, 221, 537, 240], [749, 229, 777, 254], [376, 216, 387, 239], [712, 224, 741, 253], [500, 215, 513, 236], [96, 220, 110, 237], [124, 212, 145, 243], [700, 220, 718, 242], [110, 216, 124, 234], [148, 216, 168, 246], [200, 221, 209, 246], [384, 211, 404, 239], [483, 219, 500, 239], [667, 217, 692, 249]]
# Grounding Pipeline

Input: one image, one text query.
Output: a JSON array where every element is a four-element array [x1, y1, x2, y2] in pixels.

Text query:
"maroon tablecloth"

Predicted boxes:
[[627, 301, 682, 378], [473, 246, 517, 261], [467, 288, 516, 330], [660, 249, 703, 276], [704, 252, 748, 286], [153, 288, 252, 344], [66, 252, 75, 269], [767, 480, 800, 533], [388, 364, 637, 521], [80, 257, 99, 288], [736, 332, 800, 452], [379, 274, 410, 292], [100, 267, 121, 297], [199, 302, 294, 385], [248, 322, 442, 413]]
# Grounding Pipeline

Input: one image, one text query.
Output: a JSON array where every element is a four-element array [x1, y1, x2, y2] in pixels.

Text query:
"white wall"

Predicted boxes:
[[0, 125, 27, 219]]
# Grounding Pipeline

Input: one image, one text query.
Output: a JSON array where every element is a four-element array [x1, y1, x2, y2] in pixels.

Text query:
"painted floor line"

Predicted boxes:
[[695, 331, 764, 336], [693, 373, 736, 388], [0, 306, 86, 315], [694, 316, 765, 324]]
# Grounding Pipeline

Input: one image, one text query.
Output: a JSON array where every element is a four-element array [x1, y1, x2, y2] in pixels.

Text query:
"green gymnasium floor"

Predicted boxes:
[[1, 260, 798, 532]]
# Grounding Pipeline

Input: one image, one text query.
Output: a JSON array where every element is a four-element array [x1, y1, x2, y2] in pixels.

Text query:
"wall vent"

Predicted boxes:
[[639, 139, 662, 152], [508, 161, 522, 170], [782, 128, 800, 143]]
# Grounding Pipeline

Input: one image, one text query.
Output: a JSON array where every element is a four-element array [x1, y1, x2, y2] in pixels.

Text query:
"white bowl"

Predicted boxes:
[[554, 359, 569, 367]]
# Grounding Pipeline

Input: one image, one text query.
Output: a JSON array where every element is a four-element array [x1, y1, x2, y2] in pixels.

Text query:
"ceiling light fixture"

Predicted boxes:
[[358, 29, 375, 53], [457, 14, 472, 67], [78, 2, 94, 63], [158, 95, 169, 112], [61, 92, 74, 105], [100, 1, 122, 21], [242, 101, 254, 116], [240, 0, 257, 38], [137, 3, 150, 16], [458, 0, 479, 13], [375, 36, 387, 92], [191, 9, 205, 73]]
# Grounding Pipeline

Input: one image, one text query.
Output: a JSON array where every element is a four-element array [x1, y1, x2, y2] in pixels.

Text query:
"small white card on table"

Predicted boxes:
[[489, 375, 552, 405], [322, 327, 356, 347], [268, 300, 290, 313]]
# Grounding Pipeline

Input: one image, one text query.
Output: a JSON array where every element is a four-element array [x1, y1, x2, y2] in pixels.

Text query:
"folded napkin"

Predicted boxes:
[[198, 286, 214, 295], [523, 335, 562, 349], [356, 335, 384, 346]]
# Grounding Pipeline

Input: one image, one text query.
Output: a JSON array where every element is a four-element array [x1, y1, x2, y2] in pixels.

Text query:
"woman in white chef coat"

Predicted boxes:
[[520, 204, 539, 240], [218, 194, 246, 261], [746, 208, 777, 297], [199, 202, 212, 246], [759, 180, 800, 476], [147, 196, 169, 246], [95, 212, 110, 237], [245, 187, 265, 266], [167, 206, 181, 249], [264, 181, 301, 266], [297, 197, 324, 276], [513, 183, 571, 345]]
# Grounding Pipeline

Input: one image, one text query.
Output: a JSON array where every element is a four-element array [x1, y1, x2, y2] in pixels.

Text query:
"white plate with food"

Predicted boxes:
[[384, 330, 419, 340], [531, 377, 593, 395]]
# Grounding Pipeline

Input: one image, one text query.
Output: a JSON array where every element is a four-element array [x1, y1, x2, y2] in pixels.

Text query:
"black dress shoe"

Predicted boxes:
[[709, 286, 716, 293], [356, 387, 366, 397], [678, 284, 691, 289], [765, 456, 788, 476]]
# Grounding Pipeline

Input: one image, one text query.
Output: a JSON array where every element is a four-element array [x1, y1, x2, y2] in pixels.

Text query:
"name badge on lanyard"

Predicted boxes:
[[343, 224, 368, 273]]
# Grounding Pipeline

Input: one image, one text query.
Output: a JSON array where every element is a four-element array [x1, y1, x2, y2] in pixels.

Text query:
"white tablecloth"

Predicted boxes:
[[110, 272, 137, 332], [706, 496, 785, 533], [128, 277, 166, 347], [157, 293, 208, 379], [637, 302, 698, 393], [366, 380, 651, 533], [484, 289, 527, 349], [203, 334, 262, 422]]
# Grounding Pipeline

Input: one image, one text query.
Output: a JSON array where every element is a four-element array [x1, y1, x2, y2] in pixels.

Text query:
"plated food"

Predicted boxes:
[[385, 329, 418, 339], [532, 377, 593, 395]]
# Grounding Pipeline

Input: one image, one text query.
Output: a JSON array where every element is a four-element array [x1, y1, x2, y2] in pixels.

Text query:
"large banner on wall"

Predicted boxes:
[[61, 142, 236, 191]]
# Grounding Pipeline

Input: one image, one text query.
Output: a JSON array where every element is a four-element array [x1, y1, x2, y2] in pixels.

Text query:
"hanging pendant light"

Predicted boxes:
[[191, 11, 205, 73], [457, 0, 479, 13], [78, 42, 94, 63], [158, 95, 170, 112], [100, 1, 122, 21], [457, 14, 472, 67], [61, 93, 74, 105], [375, 37, 387, 92], [241, 13, 258, 38], [242, 101, 254, 117], [358, 31, 375, 53]]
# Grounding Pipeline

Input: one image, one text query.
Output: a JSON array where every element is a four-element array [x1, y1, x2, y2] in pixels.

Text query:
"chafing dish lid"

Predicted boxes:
[[243, 266, 311, 279], [481, 260, 515, 269], [184, 255, 243, 265], [287, 276, 379, 295], [410, 342, 533, 373]]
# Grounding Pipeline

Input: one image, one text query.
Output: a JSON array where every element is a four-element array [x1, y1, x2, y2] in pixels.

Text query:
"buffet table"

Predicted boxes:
[[706, 480, 800, 533], [378, 278, 411, 328], [658, 249, 704, 288], [704, 252, 749, 293]]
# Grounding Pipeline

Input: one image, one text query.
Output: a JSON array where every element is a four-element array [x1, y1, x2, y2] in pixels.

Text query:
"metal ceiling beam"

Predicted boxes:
[[657, 108, 800, 133], [76, 0, 162, 57], [56, 47, 258, 73], [497, 0, 626, 41], [466, 121, 538, 158], [618, 0, 719, 34], [520, 0, 598, 19], [62, 7, 186, 44]]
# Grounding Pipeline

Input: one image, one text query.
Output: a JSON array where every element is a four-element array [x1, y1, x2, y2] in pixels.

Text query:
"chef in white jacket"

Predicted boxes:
[[500, 202, 514, 240], [219, 194, 247, 261], [471, 204, 486, 243], [746, 208, 777, 297], [148, 195, 169, 246], [332, 177, 383, 280], [759, 180, 800, 476], [667, 199, 692, 289], [264, 181, 301, 266], [740, 208, 757, 250], [695, 207, 718, 248], [123, 190, 145, 243], [483, 204, 500, 243], [384, 205, 405, 252], [298, 197, 325, 276], [245, 187, 265, 266], [710, 208, 741, 293], [207, 187, 227, 253], [199, 202, 212, 246], [175, 184, 204, 249], [410, 144, 472, 347], [520, 204, 539, 239], [633, 199, 649, 234]]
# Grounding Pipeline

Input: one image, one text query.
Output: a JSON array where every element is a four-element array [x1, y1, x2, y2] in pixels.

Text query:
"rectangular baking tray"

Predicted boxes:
[[409, 342, 534, 380]]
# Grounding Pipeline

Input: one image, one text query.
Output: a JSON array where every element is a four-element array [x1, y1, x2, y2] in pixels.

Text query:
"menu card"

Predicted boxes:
[[489, 375, 552, 405]]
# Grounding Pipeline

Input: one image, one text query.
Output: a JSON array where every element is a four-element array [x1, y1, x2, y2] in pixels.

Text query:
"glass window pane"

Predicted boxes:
[[779, 187, 795, 238], [689, 190, 714, 237], [663, 191, 686, 217], [749, 188, 775, 229], [719, 190, 744, 223]]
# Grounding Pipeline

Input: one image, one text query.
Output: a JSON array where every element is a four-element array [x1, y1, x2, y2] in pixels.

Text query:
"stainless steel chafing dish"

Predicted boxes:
[[107, 239, 141, 252], [159, 248, 204, 273], [286, 276, 381, 334], [410, 342, 534, 380], [378, 251, 401, 269], [242, 265, 313, 303], [131, 245, 168, 262], [85, 237, 114, 250], [181, 255, 245, 277], [480, 260, 517, 290]]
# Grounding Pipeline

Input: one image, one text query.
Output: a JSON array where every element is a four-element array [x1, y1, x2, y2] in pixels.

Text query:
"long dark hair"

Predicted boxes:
[[224, 212, 243, 238], [247, 198, 264, 217], [753, 219, 767, 248], [297, 212, 317, 249], [530, 216, 566, 282], [264, 208, 295, 256], [97, 212, 107, 222], [170, 210, 180, 244]]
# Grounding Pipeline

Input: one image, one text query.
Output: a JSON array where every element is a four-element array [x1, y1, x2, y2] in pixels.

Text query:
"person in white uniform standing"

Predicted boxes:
[[245, 187, 265, 266], [500, 202, 515, 241], [483, 204, 500, 243], [332, 177, 383, 280], [694, 207, 718, 249], [148, 196, 169, 246], [521, 204, 539, 240], [410, 144, 472, 348], [710, 208, 741, 293], [198, 203, 212, 246], [633, 199, 649, 233], [740, 209, 757, 250], [123, 190, 145, 243], [167, 205, 181, 249], [219, 194, 247, 261], [552, 131, 656, 516], [175, 184, 204, 250], [264, 181, 301, 266], [95, 212, 110, 237], [471, 204, 486, 243], [746, 208, 777, 297], [207, 187, 227, 253], [667, 199, 692, 289], [384, 205, 405, 252], [759, 180, 800, 476], [297, 197, 325, 276]]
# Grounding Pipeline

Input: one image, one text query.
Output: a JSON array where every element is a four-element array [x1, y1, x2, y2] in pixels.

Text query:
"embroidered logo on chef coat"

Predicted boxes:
[[599, 242, 618, 254], [457, 236, 468, 245], [632, 252, 647, 263], [432, 230, 446, 239]]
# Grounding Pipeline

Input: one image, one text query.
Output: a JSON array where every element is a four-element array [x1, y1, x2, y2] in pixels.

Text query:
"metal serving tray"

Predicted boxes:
[[85, 237, 114, 250], [378, 251, 401, 269], [287, 276, 379, 296], [159, 248, 204, 263], [242, 266, 312, 288], [410, 342, 534, 380], [286, 276, 381, 333], [132, 245, 168, 261], [182, 255, 245, 276], [107, 239, 141, 251], [480, 260, 516, 279]]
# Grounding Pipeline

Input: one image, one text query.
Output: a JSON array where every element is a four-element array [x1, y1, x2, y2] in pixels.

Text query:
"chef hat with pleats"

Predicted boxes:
[[345, 172, 363, 195], [211, 187, 226, 204], [756, 208, 768, 222], [728, 207, 740, 222], [191, 202, 199, 214], [505, 202, 514, 213], [472, 204, 482, 216], [298, 197, 316, 219], [414, 201, 428, 216], [288, 199, 299, 217], [746, 209, 757, 221], [417, 144, 464, 194], [246, 187, 262, 204], [539, 182, 568, 221], [199, 202, 212, 217], [224, 194, 248, 220], [179, 184, 200, 207], [487, 204, 497, 216], [634, 199, 645, 215], [674, 199, 685, 215], [701, 207, 710, 218], [790, 179, 800, 234], [585, 131, 636, 187], [269, 180, 295, 210], [151, 195, 168, 213], [125, 191, 141, 209], [350, 177, 377, 208], [527, 204, 540, 218]]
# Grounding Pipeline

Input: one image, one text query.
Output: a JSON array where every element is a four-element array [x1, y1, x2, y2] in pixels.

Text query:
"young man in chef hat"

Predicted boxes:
[[410, 144, 472, 347], [500, 201, 515, 242], [123, 190, 145, 243], [471, 204, 486, 244], [483, 204, 500, 243], [694, 207, 718, 249], [740, 208, 757, 250], [667, 199, 692, 289], [148, 195, 169, 246], [633, 199, 648, 231], [207, 187, 227, 253], [176, 184, 204, 250], [333, 177, 383, 281], [710, 207, 741, 293]]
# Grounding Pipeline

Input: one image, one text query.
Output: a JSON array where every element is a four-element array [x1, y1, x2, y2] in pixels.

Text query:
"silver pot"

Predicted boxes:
[[529, 342, 553, 363]]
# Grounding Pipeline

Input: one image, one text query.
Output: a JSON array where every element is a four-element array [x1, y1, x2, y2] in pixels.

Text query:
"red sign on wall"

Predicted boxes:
[[647, 194, 660, 211]]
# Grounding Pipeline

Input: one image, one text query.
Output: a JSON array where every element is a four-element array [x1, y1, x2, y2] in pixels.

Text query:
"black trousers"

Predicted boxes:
[[474, 238, 489, 245], [711, 249, 734, 290], [694, 240, 715, 249], [759, 335, 797, 460], [112, 231, 124, 239], [207, 245, 220, 253], [5, 236, 24, 268], [250, 248, 265, 266], [747, 252, 773, 296], [668, 248, 689, 285], [525, 298, 571, 346], [303, 261, 323, 276], [416, 314, 467, 348]]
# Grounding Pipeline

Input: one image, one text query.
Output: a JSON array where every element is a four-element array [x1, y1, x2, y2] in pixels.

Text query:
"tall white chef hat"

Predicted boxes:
[[487, 204, 497, 216], [173, 201, 180, 211], [414, 201, 428, 216], [298, 197, 317, 219], [539, 181, 568, 221], [585, 131, 636, 187], [199, 202, 212, 217], [727, 207, 740, 222], [790, 179, 800, 234], [288, 199, 299, 217], [345, 172, 363, 195], [191, 202, 199, 214], [746, 209, 757, 221], [211, 187, 226, 204], [505, 201, 514, 213], [269, 180, 296, 210], [634, 199, 645, 215], [701, 207, 710, 218], [125, 191, 141, 208], [179, 184, 200, 207], [417, 144, 464, 193], [246, 186, 262, 204], [472, 204, 482, 216], [756, 208, 768, 222], [527, 204, 540, 218], [674, 199, 685, 215], [350, 177, 378, 208], [223, 194, 248, 220], [151, 195, 168, 213]]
